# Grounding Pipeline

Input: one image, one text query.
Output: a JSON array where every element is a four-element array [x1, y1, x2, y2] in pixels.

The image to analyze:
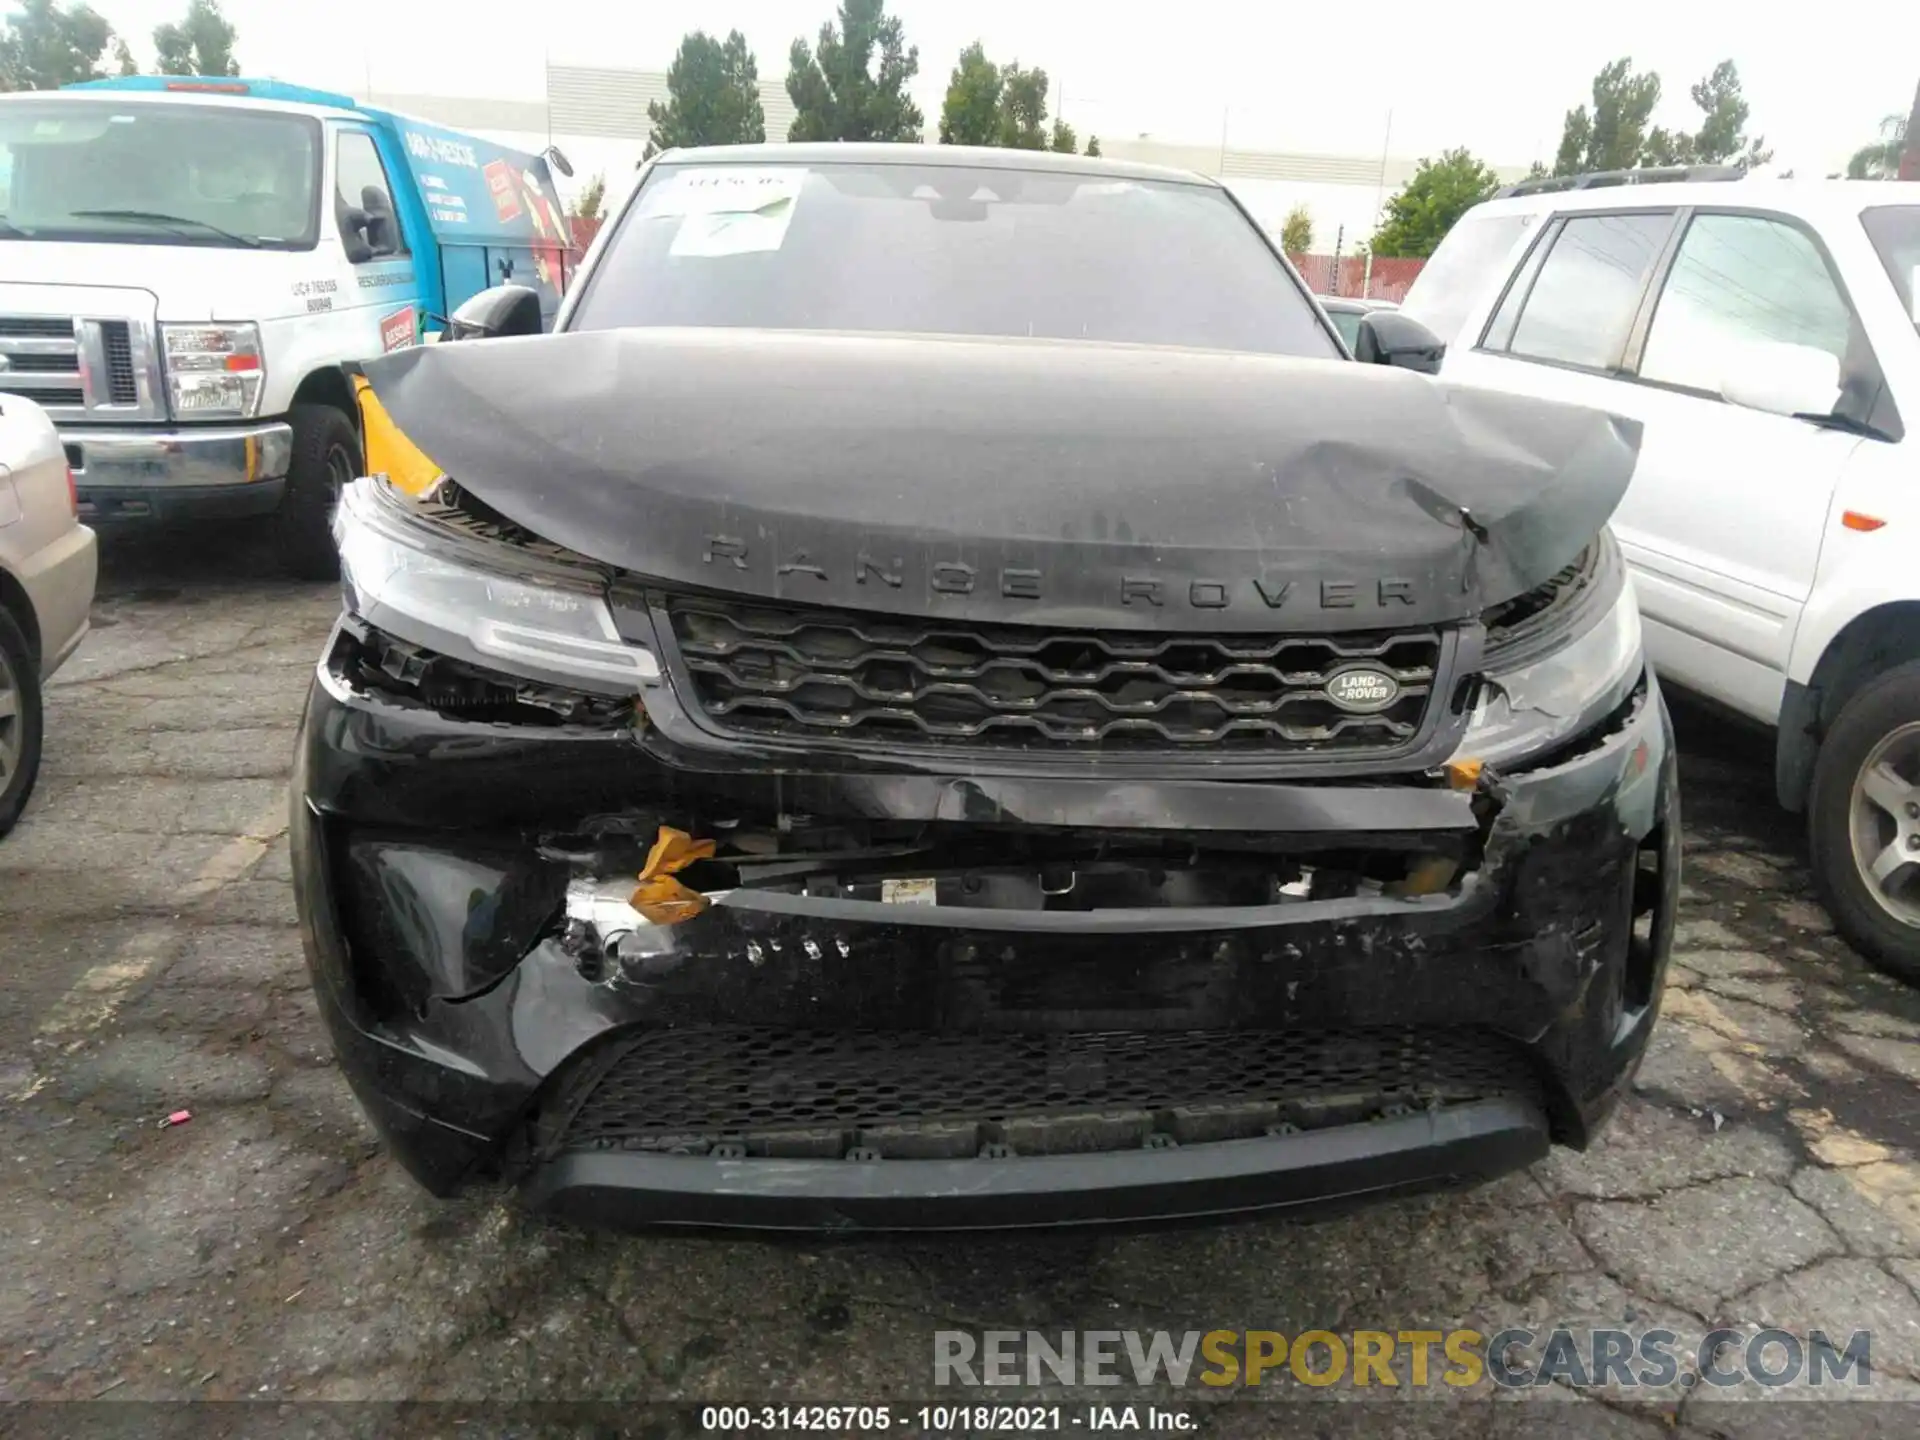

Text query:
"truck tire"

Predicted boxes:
[[0, 604, 44, 840], [274, 403, 362, 582], [1808, 660, 1920, 986]]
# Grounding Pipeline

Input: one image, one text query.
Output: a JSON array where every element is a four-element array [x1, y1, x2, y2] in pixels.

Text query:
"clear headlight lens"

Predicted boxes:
[[334, 478, 658, 696], [161, 322, 265, 419], [1456, 537, 1644, 767]]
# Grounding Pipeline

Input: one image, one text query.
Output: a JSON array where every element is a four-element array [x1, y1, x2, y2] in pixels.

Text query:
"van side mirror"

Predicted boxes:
[[445, 285, 544, 341], [339, 207, 374, 264], [360, 186, 399, 257], [1353, 311, 1446, 375]]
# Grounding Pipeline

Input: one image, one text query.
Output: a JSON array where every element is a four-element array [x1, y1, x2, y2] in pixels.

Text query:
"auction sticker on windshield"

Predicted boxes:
[[643, 167, 804, 257]]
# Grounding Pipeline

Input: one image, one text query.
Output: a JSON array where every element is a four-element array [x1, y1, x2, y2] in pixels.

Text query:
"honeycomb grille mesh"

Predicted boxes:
[[663, 598, 1439, 754], [551, 1027, 1534, 1160]]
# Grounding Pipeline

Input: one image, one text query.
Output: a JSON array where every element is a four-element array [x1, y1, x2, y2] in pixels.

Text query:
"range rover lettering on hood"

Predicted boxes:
[[357, 327, 1642, 634], [700, 532, 1428, 615]]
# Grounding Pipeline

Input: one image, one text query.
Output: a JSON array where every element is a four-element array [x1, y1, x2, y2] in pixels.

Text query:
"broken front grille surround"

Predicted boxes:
[[658, 595, 1445, 757]]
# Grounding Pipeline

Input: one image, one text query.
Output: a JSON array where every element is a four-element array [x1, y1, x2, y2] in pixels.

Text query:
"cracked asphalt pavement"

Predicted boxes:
[[3, 528, 1919, 1436]]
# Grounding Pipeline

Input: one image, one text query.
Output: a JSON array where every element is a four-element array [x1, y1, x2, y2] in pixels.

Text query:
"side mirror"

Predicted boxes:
[[542, 145, 575, 179], [444, 285, 544, 341], [1353, 311, 1445, 374], [340, 207, 373, 264], [362, 212, 396, 256], [360, 186, 398, 256], [1718, 341, 1841, 420]]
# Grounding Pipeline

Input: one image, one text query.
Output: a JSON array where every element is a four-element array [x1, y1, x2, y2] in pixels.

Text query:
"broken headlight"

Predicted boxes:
[[333, 476, 659, 697], [1457, 531, 1643, 767]]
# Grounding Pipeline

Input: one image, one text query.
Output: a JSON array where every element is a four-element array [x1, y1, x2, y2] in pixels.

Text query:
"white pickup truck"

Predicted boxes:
[[1403, 170, 1920, 982]]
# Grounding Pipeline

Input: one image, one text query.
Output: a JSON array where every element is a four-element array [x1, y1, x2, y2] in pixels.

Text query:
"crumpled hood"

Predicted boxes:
[[358, 327, 1641, 634]]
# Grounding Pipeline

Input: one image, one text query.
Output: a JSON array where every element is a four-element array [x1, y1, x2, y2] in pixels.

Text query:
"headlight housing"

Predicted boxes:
[[1456, 532, 1644, 767], [334, 477, 659, 697], [161, 322, 265, 419]]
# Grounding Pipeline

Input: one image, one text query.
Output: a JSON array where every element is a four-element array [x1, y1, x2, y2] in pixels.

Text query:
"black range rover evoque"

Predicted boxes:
[[293, 144, 1678, 1231]]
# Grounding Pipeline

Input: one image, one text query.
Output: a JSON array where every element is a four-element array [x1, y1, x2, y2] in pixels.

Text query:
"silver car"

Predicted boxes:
[[1, 393, 98, 836]]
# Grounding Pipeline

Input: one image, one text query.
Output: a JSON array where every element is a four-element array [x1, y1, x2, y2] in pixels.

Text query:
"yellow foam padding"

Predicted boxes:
[[629, 827, 719, 924], [351, 373, 445, 497]]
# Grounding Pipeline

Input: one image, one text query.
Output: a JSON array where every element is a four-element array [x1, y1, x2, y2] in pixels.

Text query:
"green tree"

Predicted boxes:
[[153, 0, 239, 77], [1279, 203, 1313, 254], [787, 0, 922, 143], [1847, 112, 1910, 179], [1686, 60, 1769, 165], [1369, 148, 1500, 258], [1084, 135, 1101, 158], [938, 40, 999, 145], [645, 30, 766, 158], [0, 0, 115, 90], [570, 172, 606, 223], [1556, 57, 1770, 175], [994, 62, 1048, 149], [1553, 58, 1661, 175], [1049, 117, 1077, 153], [111, 36, 136, 75]]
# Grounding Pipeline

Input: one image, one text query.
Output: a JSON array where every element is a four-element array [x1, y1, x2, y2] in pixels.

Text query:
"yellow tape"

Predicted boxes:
[[351, 373, 444, 497]]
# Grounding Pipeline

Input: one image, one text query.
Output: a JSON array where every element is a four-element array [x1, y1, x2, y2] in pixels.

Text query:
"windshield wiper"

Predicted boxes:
[[0, 215, 28, 238], [64, 209, 263, 248], [1794, 410, 1896, 443]]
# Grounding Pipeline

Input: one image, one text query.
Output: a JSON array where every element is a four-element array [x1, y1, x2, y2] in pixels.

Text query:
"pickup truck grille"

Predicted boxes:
[[0, 314, 151, 417], [0, 317, 75, 338], [0, 316, 79, 412], [663, 596, 1439, 755], [101, 321, 139, 404]]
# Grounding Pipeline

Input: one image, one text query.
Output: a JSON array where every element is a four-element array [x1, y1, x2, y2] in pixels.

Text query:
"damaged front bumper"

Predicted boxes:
[[292, 625, 1679, 1231]]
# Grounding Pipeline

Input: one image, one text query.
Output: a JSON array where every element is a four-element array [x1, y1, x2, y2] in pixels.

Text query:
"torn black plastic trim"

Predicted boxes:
[[329, 620, 639, 730]]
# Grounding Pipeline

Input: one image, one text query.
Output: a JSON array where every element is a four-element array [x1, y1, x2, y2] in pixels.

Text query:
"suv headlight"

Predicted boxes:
[[334, 477, 658, 696], [1456, 532, 1644, 767], [161, 322, 265, 419]]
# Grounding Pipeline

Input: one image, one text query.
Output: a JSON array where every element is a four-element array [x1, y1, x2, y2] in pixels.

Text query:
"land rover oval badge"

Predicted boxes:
[[1326, 666, 1401, 713]]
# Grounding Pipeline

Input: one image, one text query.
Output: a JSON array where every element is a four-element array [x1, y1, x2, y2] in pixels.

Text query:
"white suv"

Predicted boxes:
[[1403, 171, 1920, 982]]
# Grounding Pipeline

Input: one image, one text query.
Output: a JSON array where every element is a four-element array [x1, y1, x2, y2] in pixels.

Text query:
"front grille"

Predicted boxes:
[[0, 352, 73, 373], [544, 1026, 1535, 1160], [0, 317, 73, 338], [101, 321, 138, 404], [664, 597, 1439, 755], [0, 314, 82, 411], [0, 385, 82, 407]]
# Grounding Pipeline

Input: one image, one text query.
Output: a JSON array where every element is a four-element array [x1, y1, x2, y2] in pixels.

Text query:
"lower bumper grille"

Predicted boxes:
[[542, 1027, 1538, 1161]]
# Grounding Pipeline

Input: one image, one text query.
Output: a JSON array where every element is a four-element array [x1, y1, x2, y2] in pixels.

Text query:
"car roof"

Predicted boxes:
[[7, 83, 358, 123], [651, 142, 1220, 189], [1470, 176, 1920, 224]]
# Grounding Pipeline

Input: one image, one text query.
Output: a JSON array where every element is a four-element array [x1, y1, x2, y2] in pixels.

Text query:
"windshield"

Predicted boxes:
[[1862, 206, 1920, 337], [1324, 307, 1363, 348], [570, 160, 1340, 357], [0, 100, 320, 249]]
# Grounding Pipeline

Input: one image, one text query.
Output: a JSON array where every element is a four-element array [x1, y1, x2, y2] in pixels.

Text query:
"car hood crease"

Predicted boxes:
[[358, 327, 1642, 633]]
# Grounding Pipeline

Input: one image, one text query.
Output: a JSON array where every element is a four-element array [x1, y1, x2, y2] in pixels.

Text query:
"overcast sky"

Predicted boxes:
[[86, 0, 1918, 175]]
